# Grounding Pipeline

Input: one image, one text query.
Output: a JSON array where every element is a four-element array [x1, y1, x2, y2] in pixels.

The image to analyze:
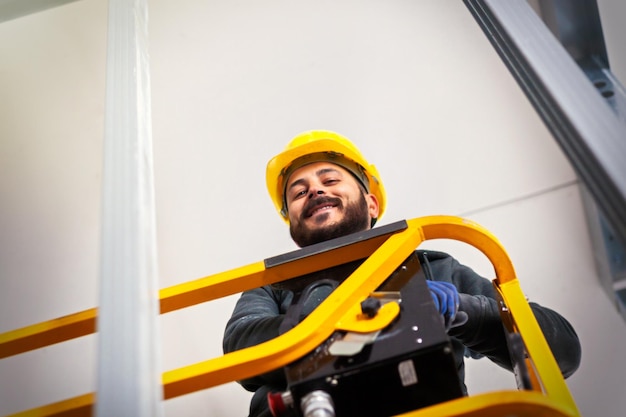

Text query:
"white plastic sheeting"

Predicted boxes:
[[96, 0, 163, 416]]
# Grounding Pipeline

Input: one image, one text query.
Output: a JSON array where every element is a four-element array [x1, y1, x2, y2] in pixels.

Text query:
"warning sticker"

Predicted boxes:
[[398, 359, 418, 386]]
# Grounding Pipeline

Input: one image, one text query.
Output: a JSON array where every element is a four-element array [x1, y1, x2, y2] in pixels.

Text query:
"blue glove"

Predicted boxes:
[[426, 280, 464, 330]]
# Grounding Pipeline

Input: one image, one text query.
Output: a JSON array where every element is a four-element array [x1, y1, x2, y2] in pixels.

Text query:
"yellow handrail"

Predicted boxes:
[[1, 216, 581, 417]]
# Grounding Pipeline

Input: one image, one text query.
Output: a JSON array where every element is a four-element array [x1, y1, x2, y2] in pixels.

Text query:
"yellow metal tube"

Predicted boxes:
[[416, 216, 516, 283], [1, 216, 582, 417], [0, 309, 96, 360], [497, 279, 580, 415], [396, 390, 577, 417], [5, 393, 94, 417], [161, 223, 423, 398], [0, 224, 398, 360]]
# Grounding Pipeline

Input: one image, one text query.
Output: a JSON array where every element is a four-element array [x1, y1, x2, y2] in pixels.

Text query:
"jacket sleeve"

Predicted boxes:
[[222, 286, 290, 391], [423, 251, 581, 378]]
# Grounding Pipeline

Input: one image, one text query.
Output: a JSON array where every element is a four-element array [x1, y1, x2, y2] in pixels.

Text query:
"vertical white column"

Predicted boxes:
[[96, 0, 163, 416]]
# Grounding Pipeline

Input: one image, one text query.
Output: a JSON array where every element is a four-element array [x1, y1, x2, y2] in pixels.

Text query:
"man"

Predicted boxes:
[[223, 130, 581, 417]]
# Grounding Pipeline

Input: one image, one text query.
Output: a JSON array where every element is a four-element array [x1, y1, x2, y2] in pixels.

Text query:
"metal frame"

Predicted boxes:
[[0, 216, 581, 417], [464, 0, 626, 323], [464, 0, 626, 244]]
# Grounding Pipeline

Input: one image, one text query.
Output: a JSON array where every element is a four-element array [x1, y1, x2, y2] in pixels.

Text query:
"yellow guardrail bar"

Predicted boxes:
[[0, 216, 581, 417]]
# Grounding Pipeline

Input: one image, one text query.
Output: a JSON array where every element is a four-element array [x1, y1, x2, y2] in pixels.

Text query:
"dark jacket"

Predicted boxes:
[[223, 250, 581, 417]]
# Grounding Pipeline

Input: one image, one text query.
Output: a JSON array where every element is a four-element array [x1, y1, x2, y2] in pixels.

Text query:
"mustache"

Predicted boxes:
[[302, 196, 343, 219]]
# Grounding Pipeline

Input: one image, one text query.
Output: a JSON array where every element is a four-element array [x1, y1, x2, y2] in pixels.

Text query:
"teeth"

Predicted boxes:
[[313, 205, 333, 215]]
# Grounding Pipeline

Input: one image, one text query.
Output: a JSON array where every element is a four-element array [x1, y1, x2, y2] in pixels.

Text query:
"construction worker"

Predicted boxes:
[[223, 130, 581, 417]]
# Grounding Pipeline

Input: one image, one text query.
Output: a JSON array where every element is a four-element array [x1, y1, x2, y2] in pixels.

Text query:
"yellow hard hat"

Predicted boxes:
[[266, 130, 386, 223]]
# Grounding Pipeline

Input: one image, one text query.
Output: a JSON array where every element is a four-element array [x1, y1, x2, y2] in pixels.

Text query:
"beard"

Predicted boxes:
[[289, 193, 371, 247]]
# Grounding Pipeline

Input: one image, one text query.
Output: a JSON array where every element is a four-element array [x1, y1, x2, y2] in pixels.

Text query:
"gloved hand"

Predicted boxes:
[[426, 280, 468, 331]]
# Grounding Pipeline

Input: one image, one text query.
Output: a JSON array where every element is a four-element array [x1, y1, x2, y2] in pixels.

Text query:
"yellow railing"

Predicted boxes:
[[0, 216, 581, 417]]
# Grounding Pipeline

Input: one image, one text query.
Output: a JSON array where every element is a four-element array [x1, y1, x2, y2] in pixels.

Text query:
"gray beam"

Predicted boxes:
[[531, 0, 626, 322], [0, 0, 80, 23], [529, 0, 626, 123], [464, 0, 626, 246], [465, 0, 626, 323]]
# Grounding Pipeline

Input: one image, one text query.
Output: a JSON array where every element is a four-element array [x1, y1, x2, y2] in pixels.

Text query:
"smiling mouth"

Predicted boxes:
[[309, 205, 336, 217], [305, 199, 340, 218], [303, 197, 342, 220]]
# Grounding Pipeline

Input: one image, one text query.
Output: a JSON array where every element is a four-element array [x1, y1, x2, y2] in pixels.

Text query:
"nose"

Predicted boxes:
[[308, 188, 325, 198]]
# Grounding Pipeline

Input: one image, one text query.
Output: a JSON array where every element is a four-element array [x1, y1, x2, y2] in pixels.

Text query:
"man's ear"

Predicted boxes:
[[366, 193, 380, 220]]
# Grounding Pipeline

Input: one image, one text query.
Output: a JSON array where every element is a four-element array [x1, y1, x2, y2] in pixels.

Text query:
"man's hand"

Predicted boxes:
[[426, 280, 468, 330]]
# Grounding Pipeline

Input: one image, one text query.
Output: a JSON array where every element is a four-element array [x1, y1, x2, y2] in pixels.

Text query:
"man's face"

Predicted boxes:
[[285, 162, 379, 247]]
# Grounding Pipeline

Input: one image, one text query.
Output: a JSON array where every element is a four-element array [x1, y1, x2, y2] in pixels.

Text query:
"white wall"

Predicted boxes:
[[1, 1, 625, 416]]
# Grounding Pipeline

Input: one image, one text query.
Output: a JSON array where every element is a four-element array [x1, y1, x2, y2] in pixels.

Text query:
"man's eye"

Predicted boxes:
[[324, 178, 339, 185], [293, 189, 307, 199]]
